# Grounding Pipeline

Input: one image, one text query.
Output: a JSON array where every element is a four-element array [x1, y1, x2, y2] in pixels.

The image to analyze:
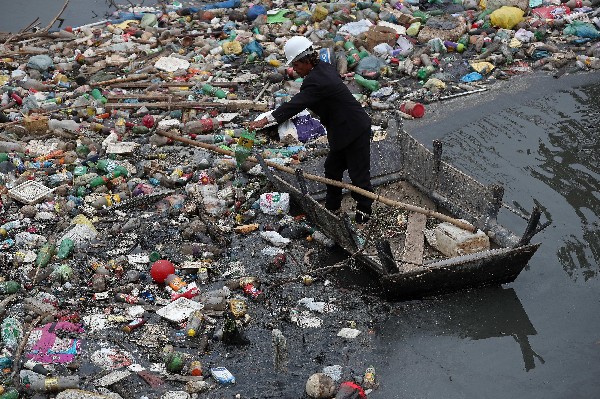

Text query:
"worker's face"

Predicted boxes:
[[292, 59, 313, 78]]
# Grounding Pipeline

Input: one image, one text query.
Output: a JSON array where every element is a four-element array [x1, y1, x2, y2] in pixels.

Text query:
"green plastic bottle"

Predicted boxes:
[[344, 41, 357, 51], [0, 153, 8, 162], [412, 9, 429, 22], [88, 176, 109, 188], [35, 243, 55, 268], [73, 165, 88, 177], [1, 317, 22, 351], [0, 281, 20, 294], [457, 34, 470, 52], [90, 88, 107, 104], [0, 388, 19, 399], [56, 238, 74, 260], [417, 65, 436, 80], [132, 126, 150, 135], [201, 84, 227, 99], [105, 166, 128, 179], [354, 74, 381, 91]]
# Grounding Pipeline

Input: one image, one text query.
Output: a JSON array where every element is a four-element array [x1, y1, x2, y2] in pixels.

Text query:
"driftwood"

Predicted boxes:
[[105, 100, 268, 111], [3, 0, 70, 45], [158, 131, 477, 232], [93, 73, 151, 87], [105, 93, 186, 101], [111, 81, 239, 89]]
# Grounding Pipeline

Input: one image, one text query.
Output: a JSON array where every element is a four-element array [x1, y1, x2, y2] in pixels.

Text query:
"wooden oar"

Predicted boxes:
[[158, 131, 477, 232]]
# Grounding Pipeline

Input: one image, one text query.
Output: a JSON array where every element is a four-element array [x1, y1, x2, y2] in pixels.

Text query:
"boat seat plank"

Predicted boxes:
[[400, 212, 427, 270]]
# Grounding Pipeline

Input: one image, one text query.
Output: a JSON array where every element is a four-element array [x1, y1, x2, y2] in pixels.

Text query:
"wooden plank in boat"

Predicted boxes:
[[400, 212, 427, 270]]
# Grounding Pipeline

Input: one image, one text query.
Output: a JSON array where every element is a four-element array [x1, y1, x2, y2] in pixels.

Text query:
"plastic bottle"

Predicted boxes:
[[88, 176, 109, 188], [48, 119, 79, 132], [122, 316, 147, 333], [354, 74, 381, 91], [1, 317, 23, 350], [416, 65, 436, 80], [457, 34, 470, 52], [201, 84, 227, 99], [184, 118, 221, 134], [35, 243, 56, 268], [192, 134, 226, 143], [576, 55, 600, 69], [22, 372, 80, 392], [163, 346, 186, 373], [311, 230, 335, 247], [0, 389, 19, 399], [90, 88, 107, 104], [189, 360, 203, 376], [186, 310, 204, 337], [91, 192, 129, 209], [56, 238, 74, 260], [0, 281, 20, 294]]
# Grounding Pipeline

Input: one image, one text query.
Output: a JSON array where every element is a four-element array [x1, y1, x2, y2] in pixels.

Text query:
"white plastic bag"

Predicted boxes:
[[259, 192, 290, 215]]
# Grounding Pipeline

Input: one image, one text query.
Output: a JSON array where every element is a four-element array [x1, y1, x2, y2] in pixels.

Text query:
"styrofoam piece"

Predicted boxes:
[[434, 222, 490, 257], [156, 297, 204, 323], [95, 369, 132, 387], [216, 112, 239, 122], [60, 223, 98, 248], [127, 254, 149, 264], [8, 180, 54, 204], [337, 328, 362, 339], [290, 310, 322, 328], [106, 141, 140, 154]]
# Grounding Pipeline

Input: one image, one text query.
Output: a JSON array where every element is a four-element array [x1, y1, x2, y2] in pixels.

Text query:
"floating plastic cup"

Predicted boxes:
[[400, 101, 425, 118]]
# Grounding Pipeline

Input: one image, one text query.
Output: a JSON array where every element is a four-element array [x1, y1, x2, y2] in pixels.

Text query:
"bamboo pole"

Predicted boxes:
[[110, 81, 239, 88], [105, 100, 268, 111], [94, 73, 151, 87], [158, 131, 477, 232]]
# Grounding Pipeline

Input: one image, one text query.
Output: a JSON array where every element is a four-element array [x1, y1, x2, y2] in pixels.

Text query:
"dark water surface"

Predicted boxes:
[[2, 2, 600, 398], [374, 72, 600, 399]]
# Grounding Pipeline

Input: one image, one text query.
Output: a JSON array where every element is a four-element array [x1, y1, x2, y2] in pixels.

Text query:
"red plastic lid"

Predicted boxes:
[[410, 103, 425, 118]]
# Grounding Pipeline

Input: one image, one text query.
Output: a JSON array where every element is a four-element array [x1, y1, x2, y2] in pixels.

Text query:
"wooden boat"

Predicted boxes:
[[258, 113, 545, 300]]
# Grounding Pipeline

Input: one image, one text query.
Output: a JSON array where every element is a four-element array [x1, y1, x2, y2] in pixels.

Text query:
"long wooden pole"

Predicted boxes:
[[158, 131, 476, 232]]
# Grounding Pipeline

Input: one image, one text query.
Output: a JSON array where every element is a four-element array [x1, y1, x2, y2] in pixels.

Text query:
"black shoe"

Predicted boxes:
[[355, 210, 371, 224]]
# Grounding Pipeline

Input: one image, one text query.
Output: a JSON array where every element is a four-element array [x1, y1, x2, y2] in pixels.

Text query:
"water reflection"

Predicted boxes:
[[382, 287, 543, 371], [441, 82, 600, 281]]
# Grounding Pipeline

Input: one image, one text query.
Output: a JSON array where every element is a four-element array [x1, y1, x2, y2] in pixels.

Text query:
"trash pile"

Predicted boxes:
[[0, 0, 598, 397]]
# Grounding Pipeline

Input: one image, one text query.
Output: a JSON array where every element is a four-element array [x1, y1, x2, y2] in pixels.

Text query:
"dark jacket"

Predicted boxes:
[[271, 61, 371, 151]]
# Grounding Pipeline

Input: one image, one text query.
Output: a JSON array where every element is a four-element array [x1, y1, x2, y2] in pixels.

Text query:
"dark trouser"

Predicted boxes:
[[324, 133, 374, 213]]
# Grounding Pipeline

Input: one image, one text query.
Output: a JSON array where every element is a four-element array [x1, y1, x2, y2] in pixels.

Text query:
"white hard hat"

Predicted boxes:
[[284, 36, 313, 65]]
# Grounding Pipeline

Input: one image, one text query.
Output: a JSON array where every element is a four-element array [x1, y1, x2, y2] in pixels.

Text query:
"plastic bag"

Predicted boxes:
[[278, 119, 298, 143], [201, 0, 240, 10], [469, 61, 495, 73], [243, 40, 264, 57], [247, 5, 267, 21], [461, 71, 483, 82], [514, 28, 534, 42], [356, 56, 387, 79], [531, 5, 569, 19], [490, 6, 524, 29], [563, 21, 600, 38], [292, 111, 327, 143], [259, 192, 290, 216]]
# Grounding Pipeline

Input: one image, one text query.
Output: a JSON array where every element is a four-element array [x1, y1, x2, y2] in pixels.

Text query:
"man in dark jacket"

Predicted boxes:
[[249, 37, 374, 222]]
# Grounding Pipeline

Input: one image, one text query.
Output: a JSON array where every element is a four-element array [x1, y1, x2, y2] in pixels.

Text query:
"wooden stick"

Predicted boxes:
[[111, 81, 239, 88], [105, 94, 184, 101], [93, 73, 151, 87], [105, 100, 268, 111], [158, 131, 477, 232]]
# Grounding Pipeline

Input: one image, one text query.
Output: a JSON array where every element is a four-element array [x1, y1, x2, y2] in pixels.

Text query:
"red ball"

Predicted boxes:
[[150, 260, 175, 283]]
